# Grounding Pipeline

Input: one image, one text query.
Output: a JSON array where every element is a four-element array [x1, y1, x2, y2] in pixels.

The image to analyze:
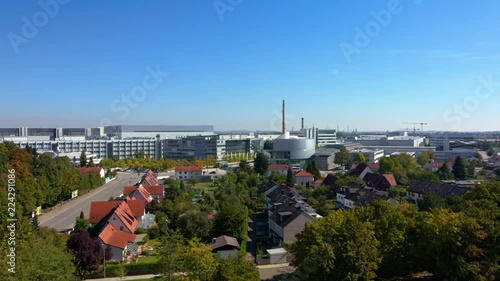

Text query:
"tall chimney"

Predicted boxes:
[[282, 100, 286, 134], [301, 118, 304, 130]]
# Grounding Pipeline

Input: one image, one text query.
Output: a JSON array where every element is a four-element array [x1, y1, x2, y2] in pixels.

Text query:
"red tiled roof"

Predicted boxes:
[[99, 223, 136, 249], [294, 170, 314, 177], [367, 163, 380, 171], [313, 179, 323, 184], [175, 166, 203, 172], [123, 185, 138, 196], [382, 174, 397, 187], [144, 185, 164, 195], [76, 167, 102, 174], [140, 170, 159, 186], [130, 185, 152, 203], [89, 201, 121, 224], [268, 164, 292, 171], [124, 198, 146, 217], [113, 202, 139, 232]]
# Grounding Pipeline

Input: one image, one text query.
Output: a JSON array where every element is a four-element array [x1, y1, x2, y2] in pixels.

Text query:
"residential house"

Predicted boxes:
[[123, 184, 164, 201], [175, 166, 203, 180], [294, 170, 314, 186], [88, 200, 139, 233], [257, 180, 279, 196], [76, 167, 105, 178], [406, 180, 470, 202], [311, 179, 323, 188], [98, 223, 137, 262], [351, 163, 374, 179], [210, 235, 240, 259], [423, 161, 453, 172], [125, 185, 153, 204], [321, 174, 338, 189], [266, 186, 320, 245], [267, 164, 292, 176], [140, 169, 159, 186], [336, 183, 395, 209], [363, 173, 397, 191]]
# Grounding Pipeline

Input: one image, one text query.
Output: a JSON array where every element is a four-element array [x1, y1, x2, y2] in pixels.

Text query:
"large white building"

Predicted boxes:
[[355, 135, 425, 147], [270, 132, 316, 165], [104, 125, 214, 139]]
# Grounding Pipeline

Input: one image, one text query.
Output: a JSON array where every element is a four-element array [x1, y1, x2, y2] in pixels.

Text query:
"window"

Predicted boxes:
[[120, 226, 123, 231]]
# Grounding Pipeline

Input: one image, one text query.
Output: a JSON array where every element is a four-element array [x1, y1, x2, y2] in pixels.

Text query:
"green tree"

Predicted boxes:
[[286, 167, 294, 187], [354, 201, 412, 278], [80, 150, 87, 167], [253, 152, 269, 175], [238, 160, 251, 173], [158, 229, 185, 281], [417, 151, 431, 166], [436, 162, 453, 180], [306, 160, 321, 180], [187, 176, 198, 188], [216, 256, 260, 281], [176, 209, 212, 240], [417, 193, 447, 211], [411, 209, 486, 281], [212, 196, 248, 241], [452, 156, 467, 180], [353, 152, 366, 164], [468, 160, 477, 178], [334, 147, 350, 167], [181, 239, 218, 281], [0, 223, 77, 281], [88, 157, 95, 167], [292, 210, 380, 280], [74, 212, 89, 233]]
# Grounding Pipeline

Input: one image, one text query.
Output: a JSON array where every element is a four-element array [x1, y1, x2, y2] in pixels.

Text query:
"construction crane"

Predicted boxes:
[[403, 122, 428, 133]]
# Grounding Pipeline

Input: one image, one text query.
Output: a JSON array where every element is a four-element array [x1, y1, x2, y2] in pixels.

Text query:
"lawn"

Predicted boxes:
[[195, 182, 218, 194], [137, 256, 160, 264]]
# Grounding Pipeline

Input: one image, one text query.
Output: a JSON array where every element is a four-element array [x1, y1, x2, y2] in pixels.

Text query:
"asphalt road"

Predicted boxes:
[[39, 172, 142, 232]]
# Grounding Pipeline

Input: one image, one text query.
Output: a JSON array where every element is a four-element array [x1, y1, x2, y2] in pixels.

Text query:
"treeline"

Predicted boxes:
[[0, 142, 102, 219], [98, 155, 217, 171], [0, 216, 77, 281], [283, 182, 500, 281]]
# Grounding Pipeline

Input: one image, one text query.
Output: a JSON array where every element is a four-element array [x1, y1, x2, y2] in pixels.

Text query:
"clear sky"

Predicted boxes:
[[1, 0, 499, 132]]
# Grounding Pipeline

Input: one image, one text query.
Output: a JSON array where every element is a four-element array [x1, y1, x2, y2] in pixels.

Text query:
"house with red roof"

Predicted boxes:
[[294, 170, 314, 186], [267, 164, 292, 176], [311, 179, 323, 188], [424, 161, 453, 172], [140, 170, 159, 186], [76, 167, 105, 178], [88, 201, 139, 233], [175, 166, 203, 180], [362, 173, 397, 191], [98, 223, 137, 262], [123, 184, 164, 201], [126, 185, 153, 203]]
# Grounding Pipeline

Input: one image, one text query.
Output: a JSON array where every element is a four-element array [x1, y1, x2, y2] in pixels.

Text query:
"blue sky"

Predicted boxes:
[[1, 0, 499, 132]]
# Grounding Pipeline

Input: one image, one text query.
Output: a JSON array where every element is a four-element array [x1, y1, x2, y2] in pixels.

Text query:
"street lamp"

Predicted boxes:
[[102, 244, 108, 278]]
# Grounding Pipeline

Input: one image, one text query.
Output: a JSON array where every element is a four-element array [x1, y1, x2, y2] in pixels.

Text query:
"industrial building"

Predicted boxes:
[[104, 125, 214, 139], [268, 101, 316, 166]]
